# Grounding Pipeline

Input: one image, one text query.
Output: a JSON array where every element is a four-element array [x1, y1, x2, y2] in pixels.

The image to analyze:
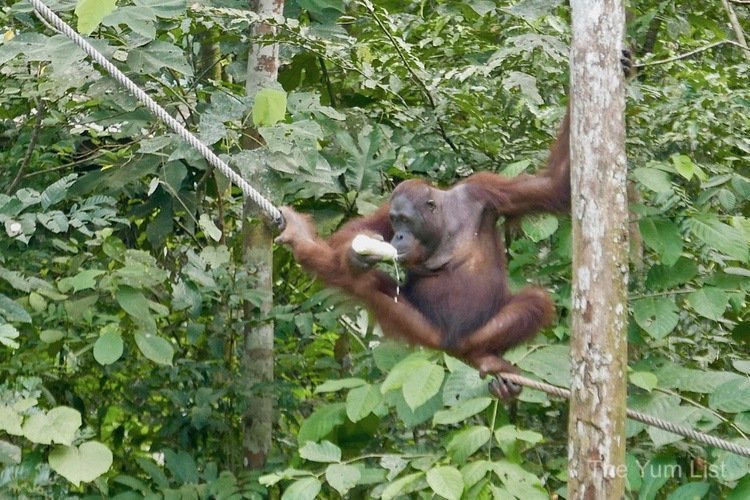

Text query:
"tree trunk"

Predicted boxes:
[[568, 2, 628, 498], [240, 0, 283, 470]]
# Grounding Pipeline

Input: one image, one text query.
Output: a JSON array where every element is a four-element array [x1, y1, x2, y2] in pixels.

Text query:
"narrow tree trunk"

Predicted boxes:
[[240, 0, 283, 470], [568, 2, 628, 498]]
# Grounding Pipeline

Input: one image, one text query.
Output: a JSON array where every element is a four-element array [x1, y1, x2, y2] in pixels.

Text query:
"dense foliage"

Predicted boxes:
[[1, 0, 749, 498]]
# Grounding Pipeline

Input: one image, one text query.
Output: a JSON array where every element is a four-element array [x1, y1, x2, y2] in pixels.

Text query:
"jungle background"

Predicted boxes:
[[1, 0, 749, 498]]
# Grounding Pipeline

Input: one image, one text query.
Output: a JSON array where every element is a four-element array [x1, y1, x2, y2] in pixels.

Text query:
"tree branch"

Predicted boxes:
[[6, 104, 46, 194], [722, 0, 750, 59], [362, 0, 461, 154], [634, 40, 747, 68]]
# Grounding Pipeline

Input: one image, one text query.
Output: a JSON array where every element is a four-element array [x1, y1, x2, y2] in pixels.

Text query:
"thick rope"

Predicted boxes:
[[29, 0, 750, 461], [500, 372, 750, 459], [28, 0, 284, 228]]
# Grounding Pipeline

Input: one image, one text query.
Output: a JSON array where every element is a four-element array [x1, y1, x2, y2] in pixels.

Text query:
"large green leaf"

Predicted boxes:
[[493, 461, 547, 500], [134, 332, 173, 366], [75, 0, 117, 35], [93, 329, 124, 365], [521, 213, 559, 242], [687, 216, 748, 262], [49, 441, 113, 486], [402, 363, 444, 410], [632, 298, 679, 339], [426, 466, 464, 500], [325, 463, 360, 496], [0, 324, 20, 349], [252, 88, 287, 127], [127, 40, 193, 76], [709, 379, 750, 413], [446, 426, 491, 464], [299, 441, 341, 463], [633, 167, 673, 193], [639, 218, 683, 265], [687, 288, 729, 321], [281, 477, 321, 500], [346, 383, 383, 422], [0, 293, 31, 323], [433, 397, 492, 425], [22, 407, 81, 445], [297, 403, 347, 446], [116, 286, 156, 333]]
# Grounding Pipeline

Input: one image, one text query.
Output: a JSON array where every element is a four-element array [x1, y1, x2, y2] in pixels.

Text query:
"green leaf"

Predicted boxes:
[[252, 88, 287, 127], [299, 441, 341, 463], [382, 352, 431, 393], [0, 324, 20, 348], [633, 167, 673, 193], [630, 371, 658, 392], [639, 219, 683, 265], [93, 330, 124, 365], [117, 286, 157, 333], [687, 216, 749, 262], [403, 363, 444, 410], [58, 269, 105, 293], [22, 406, 81, 445], [0, 293, 31, 323], [670, 154, 697, 181], [639, 455, 678, 500], [502, 71, 542, 106], [281, 477, 321, 500], [103, 6, 157, 39], [0, 440, 21, 465], [461, 460, 493, 488], [687, 288, 729, 320], [127, 40, 193, 76], [40, 174, 77, 209], [325, 464, 361, 496], [494, 425, 544, 448], [137, 0, 187, 18], [0, 406, 23, 435], [666, 482, 710, 500], [28, 292, 46, 312], [426, 466, 464, 500], [346, 383, 383, 422], [49, 441, 113, 486], [493, 461, 547, 500], [516, 345, 571, 387], [134, 332, 173, 366], [297, 403, 346, 446], [198, 214, 222, 241], [433, 397, 492, 425], [728, 476, 750, 500], [37, 211, 69, 233], [521, 214, 559, 242], [315, 378, 366, 393], [718, 189, 737, 211], [75, 0, 117, 35], [381, 472, 423, 500], [632, 297, 679, 339], [645, 258, 698, 290], [446, 426, 491, 464], [709, 379, 750, 413]]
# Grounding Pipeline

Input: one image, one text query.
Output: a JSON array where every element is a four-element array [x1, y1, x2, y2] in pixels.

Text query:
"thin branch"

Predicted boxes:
[[655, 387, 749, 440], [318, 57, 337, 108], [361, 1, 461, 154], [6, 104, 46, 194], [634, 40, 747, 68], [729, 0, 750, 5]]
